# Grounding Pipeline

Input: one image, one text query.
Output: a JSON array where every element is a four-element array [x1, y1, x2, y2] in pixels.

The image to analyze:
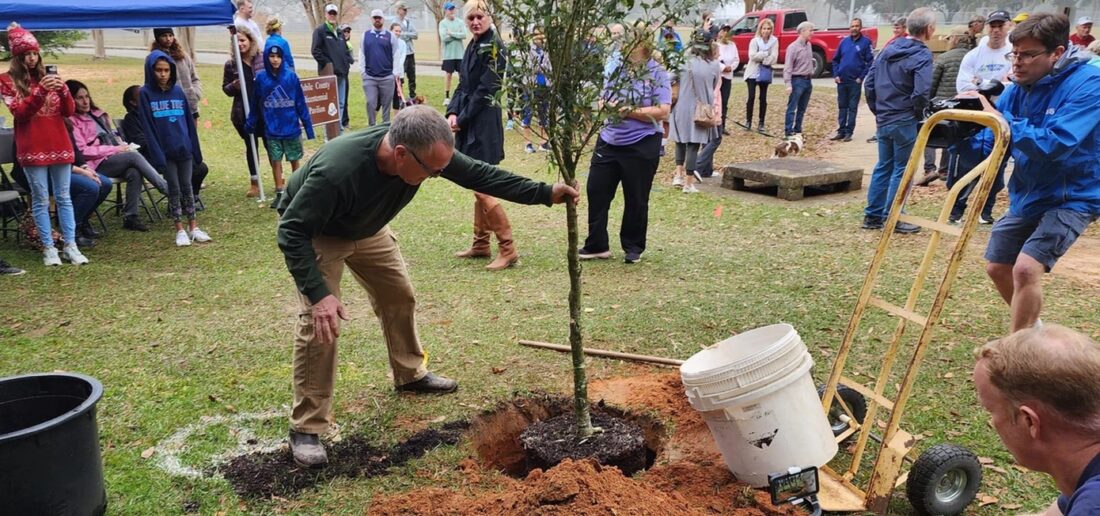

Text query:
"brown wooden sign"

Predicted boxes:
[[301, 75, 340, 127]]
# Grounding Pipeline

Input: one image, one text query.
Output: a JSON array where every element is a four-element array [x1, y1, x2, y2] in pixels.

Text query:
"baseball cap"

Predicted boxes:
[[394, 1, 407, 9], [986, 10, 1010, 23], [443, 2, 455, 10], [371, 9, 384, 18], [324, 3, 338, 14], [339, 24, 352, 32], [1012, 12, 1029, 23], [1078, 16, 1093, 26], [268, 45, 282, 55]]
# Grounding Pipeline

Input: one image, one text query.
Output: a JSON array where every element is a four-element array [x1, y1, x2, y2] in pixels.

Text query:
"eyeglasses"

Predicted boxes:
[[406, 147, 444, 178], [1006, 49, 1049, 63], [466, 14, 485, 21]]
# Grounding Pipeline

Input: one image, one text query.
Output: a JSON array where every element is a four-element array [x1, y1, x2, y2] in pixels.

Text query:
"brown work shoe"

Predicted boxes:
[[289, 430, 328, 468], [396, 373, 458, 394], [246, 181, 260, 198]]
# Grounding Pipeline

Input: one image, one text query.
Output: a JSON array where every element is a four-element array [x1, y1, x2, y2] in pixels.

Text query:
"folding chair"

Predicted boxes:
[[0, 130, 28, 242]]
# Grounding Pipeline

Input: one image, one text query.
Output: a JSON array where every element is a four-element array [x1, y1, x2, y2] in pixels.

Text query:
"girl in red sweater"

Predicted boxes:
[[0, 23, 87, 266]]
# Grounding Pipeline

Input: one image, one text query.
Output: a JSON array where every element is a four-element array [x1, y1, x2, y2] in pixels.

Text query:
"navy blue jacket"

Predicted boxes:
[[138, 50, 202, 169], [864, 38, 932, 127], [969, 47, 1100, 219], [246, 38, 314, 140], [832, 34, 874, 83]]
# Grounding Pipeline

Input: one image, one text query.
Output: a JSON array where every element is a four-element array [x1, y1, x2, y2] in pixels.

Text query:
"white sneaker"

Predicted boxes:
[[979, 216, 994, 225], [175, 230, 191, 247], [443, 97, 450, 106], [672, 175, 684, 187], [42, 247, 61, 266], [189, 228, 212, 243], [682, 184, 700, 194], [61, 244, 89, 265]]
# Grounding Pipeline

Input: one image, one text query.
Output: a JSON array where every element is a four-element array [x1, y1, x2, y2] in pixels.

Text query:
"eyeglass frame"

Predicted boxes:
[[1006, 48, 1053, 63], [404, 146, 445, 178]]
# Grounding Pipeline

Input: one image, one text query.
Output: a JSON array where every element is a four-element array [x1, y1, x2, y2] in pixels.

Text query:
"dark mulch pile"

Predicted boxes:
[[520, 411, 648, 476], [220, 420, 470, 499]]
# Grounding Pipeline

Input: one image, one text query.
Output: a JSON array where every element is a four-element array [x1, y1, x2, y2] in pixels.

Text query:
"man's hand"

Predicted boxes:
[[311, 295, 349, 346], [550, 182, 580, 205], [786, 85, 793, 94], [835, 77, 841, 84], [447, 114, 459, 133], [957, 90, 998, 113]]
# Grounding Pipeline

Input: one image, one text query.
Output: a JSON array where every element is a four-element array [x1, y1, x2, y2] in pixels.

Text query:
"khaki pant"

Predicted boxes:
[[290, 226, 428, 434]]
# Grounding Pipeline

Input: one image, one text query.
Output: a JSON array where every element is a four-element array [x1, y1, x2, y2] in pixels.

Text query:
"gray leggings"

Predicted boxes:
[[96, 151, 168, 217], [163, 158, 195, 223], [675, 142, 701, 172], [362, 75, 394, 126]]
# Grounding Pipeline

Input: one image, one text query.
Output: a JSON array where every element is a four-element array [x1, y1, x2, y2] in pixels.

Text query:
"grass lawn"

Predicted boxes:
[[2, 54, 1094, 514]]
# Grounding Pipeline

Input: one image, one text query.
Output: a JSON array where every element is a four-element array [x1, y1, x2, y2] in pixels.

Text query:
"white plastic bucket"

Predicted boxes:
[[680, 324, 837, 487]]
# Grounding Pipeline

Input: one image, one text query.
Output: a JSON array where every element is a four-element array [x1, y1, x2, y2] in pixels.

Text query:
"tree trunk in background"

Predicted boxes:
[[92, 30, 106, 59], [744, 0, 768, 12]]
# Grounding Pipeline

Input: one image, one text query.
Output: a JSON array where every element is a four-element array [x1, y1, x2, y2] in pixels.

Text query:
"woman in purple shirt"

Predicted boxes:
[[578, 32, 672, 264]]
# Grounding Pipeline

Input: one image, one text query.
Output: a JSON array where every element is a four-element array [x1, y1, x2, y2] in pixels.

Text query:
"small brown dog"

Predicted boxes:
[[772, 134, 804, 158]]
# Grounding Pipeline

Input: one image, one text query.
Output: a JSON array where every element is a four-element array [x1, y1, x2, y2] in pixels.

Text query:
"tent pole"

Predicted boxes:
[[232, 26, 266, 202]]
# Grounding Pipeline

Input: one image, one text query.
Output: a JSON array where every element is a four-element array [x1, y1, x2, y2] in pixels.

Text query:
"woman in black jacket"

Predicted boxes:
[[447, 0, 516, 271], [223, 26, 264, 197]]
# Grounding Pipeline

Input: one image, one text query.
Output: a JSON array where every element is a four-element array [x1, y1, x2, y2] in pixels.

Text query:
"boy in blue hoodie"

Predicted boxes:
[[246, 39, 314, 204], [139, 50, 212, 247]]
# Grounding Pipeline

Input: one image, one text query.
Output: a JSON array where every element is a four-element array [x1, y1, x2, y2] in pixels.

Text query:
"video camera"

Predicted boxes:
[[922, 79, 1005, 149]]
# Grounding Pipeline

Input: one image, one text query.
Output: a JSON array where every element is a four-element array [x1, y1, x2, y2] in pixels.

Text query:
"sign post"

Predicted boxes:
[[301, 76, 341, 141]]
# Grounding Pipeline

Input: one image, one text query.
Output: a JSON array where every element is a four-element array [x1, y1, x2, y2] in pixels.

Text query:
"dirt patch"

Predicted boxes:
[[521, 411, 648, 476], [370, 458, 794, 516], [467, 393, 664, 478], [370, 372, 803, 515], [1058, 234, 1100, 287], [220, 421, 468, 499]]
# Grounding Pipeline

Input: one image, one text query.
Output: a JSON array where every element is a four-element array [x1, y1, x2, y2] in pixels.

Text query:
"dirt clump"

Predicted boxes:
[[521, 411, 648, 476], [221, 421, 469, 499]]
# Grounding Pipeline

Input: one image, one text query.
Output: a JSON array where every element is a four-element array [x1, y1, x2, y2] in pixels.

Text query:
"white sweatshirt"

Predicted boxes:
[[718, 42, 739, 80], [956, 37, 1013, 93]]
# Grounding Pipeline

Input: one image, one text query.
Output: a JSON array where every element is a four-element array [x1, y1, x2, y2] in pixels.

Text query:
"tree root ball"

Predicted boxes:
[[520, 411, 648, 476]]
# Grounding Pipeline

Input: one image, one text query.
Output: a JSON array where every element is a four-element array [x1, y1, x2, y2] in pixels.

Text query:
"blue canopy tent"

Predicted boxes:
[[0, 0, 235, 31], [0, 0, 272, 199]]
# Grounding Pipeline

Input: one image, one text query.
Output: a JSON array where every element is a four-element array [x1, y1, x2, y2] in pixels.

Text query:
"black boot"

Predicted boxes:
[[123, 215, 149, 232], [79, 222, 100, 239]]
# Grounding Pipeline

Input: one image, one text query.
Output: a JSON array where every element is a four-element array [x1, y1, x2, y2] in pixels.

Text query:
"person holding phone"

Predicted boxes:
[[0, 23, 88, 265]]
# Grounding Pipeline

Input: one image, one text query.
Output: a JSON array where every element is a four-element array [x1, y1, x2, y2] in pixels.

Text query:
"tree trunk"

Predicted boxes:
[[92, 29, 106, 59], [565, 197, 593, 438], [744, 0, 769, 12]]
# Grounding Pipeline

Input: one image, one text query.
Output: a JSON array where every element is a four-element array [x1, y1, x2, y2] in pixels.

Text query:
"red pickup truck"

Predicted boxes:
[[726, 9, 878, 78]]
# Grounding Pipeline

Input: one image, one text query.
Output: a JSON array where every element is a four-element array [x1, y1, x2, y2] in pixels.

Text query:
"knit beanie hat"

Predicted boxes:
[[153, 28, 174, 39], [6, 23, 40, 56]]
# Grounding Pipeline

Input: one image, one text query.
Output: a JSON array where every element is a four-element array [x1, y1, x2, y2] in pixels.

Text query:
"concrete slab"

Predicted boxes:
[[721, 157, 863, 201]]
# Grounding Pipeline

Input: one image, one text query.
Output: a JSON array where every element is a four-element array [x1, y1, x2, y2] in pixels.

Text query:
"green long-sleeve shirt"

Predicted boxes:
[[438, 18, 467, 61], [277, 124, 553, 304]]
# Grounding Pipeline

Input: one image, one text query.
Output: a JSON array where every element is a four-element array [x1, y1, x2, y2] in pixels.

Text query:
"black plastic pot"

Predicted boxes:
[[0, 373, 107, 515]]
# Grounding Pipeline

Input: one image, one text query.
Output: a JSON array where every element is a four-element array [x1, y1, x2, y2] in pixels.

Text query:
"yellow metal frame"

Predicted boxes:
[[817, 110, 1011, 513]]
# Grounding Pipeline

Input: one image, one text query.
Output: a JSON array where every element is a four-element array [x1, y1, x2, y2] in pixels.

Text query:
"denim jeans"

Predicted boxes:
[[864, 120, 918, 220], [784, 77, 812, 136], [68, 172, 112, 225], [948, 143, 1006, 220], [837, 81, 862, 137], [336, 74, 348, 133], [25, 164, 76, 248]]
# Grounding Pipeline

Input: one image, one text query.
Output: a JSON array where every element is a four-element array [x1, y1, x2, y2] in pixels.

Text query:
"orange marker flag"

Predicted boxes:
[[203, 120, 212, 130], [713, 204, 723, 218], [201, 98, 209, 106]]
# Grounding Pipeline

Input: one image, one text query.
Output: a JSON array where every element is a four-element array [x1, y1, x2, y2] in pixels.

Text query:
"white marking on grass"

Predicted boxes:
[[154, 408, 287, 479]]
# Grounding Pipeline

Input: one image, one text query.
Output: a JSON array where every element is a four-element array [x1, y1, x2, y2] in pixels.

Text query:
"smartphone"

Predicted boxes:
[[45, 65, 58, 75]]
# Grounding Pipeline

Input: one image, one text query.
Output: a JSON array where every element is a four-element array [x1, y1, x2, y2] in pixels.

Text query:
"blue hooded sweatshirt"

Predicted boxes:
[[832, 34, 874, 83], [969, 47, 1100, 219], [863, 37, 933, 127], [139, 50, 202, 169], [246, 37, 314, 140]]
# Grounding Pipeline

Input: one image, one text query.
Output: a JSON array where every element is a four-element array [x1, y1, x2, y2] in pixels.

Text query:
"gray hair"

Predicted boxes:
[[797, 21, 815, 33], [907, 8, 936, 38], [388, 105, 455, 152]]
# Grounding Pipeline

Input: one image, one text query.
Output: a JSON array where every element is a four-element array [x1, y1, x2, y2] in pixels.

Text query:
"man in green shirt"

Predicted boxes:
[[438, 2, 467, 105], [277, 105, 578, 467]]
